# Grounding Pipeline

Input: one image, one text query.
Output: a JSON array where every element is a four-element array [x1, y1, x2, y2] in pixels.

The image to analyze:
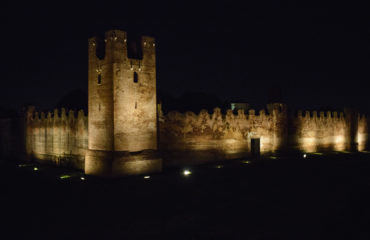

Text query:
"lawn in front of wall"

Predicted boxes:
[[1, 152, 370, 240]]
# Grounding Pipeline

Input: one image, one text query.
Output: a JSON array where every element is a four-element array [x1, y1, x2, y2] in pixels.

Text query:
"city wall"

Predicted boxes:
[[0, 105, 368, 170], [159, 107, 284, 167], [158, 106, 368, 167], [24, 107, 88, 169], [289, 110, 368, 153]]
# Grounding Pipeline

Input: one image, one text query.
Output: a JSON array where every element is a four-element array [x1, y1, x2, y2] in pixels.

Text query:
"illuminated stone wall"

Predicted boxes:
[[26, 108, 88, 169], [291, 110, 368, 152], [159, 107, 286, 167], [159, 106, 369, 167], [290, 110, 348, 152], [112, 35, 158, 152], [357, 114, 368, 151]]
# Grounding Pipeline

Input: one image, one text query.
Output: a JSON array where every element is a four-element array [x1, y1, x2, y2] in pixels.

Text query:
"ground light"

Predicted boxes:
[[80, 176, 85, 181], [183, 170, 192, 176], [214, 165, 223, 169], [144, 176, 150, 179], [59, 175, 71, 179], [242, 160, 251, 164], [303, 154, 307, 158], [312, 152, 323, 155], [33, 167, 38, 171], [269, 156, 277, 159], [18, 164, 32, 168]]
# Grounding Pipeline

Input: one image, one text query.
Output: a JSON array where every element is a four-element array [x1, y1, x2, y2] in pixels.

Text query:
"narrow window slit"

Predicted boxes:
[[97, 74, 102, 85], [135, 102, 137, 109], [133, 72, 138, 83]]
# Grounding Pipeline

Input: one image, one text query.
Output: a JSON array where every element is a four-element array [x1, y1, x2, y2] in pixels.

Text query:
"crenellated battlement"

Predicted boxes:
[[29, 108, 87, 122], [88, 30, 156, 63], [294, 110, 368, 126], [88, 30, 156, 48], [295, 110, 346, 121], [162, 106, 285, 122]]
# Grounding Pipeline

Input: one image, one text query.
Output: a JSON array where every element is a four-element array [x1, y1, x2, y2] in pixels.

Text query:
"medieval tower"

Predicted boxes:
[[85, 30, 162, 176]]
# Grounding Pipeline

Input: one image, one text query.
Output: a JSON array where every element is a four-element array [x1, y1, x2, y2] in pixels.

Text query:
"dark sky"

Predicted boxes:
[[3, 0, 370, 113]]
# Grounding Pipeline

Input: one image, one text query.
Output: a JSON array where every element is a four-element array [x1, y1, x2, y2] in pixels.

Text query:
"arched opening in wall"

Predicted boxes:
[[133, 72, 138, 83], [97, 74, 102, 85], [127, 33, 143, 59], [95, 34, 106, 60]]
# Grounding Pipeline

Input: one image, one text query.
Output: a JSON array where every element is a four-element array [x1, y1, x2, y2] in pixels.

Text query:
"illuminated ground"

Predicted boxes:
[[1, 152, 370, 239]]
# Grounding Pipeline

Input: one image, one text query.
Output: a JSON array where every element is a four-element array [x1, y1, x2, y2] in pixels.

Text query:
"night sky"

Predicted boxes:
[[3, 1, 370, 114]]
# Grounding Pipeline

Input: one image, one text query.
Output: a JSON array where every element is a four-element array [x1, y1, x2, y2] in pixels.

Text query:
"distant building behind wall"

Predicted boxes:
[[231, 103, 249, 112]]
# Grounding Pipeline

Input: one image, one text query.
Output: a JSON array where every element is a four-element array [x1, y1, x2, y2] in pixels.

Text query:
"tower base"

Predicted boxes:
[[85, 149, 113, 176], [85, 149, 162, 177]]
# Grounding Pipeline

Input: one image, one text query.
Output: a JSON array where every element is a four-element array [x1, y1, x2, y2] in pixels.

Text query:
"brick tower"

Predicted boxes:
[[85, 30, 162, 176]]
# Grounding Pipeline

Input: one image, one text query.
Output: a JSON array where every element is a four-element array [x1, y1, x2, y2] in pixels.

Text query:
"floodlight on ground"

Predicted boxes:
[[183, 170, 192, 176], [144, 175, 150, 179], [18, 164, 31, 168], [59, 175, 71, 179], [33, 167, 38, 171], [215, 165, 223, 169], [242, 160, 251, 164], [80, 176, 85, 181], [303, 154, 307, 158]]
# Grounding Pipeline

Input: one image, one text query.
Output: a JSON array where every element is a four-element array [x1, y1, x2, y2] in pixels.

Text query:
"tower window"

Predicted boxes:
[[97, 74, 102, 85], [133, 72, 138, 83]]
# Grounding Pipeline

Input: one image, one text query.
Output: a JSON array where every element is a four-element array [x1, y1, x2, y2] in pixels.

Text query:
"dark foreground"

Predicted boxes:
[[1, 152, 370, 240]]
